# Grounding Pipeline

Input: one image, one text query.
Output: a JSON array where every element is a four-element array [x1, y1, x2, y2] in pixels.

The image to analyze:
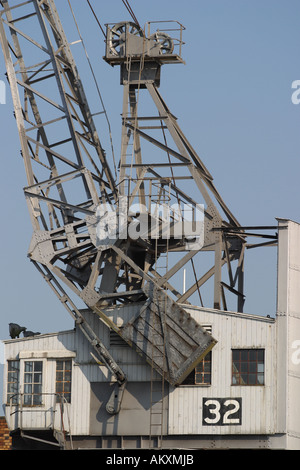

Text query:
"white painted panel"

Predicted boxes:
[[168, 306, 276, 435], [2, 296, 278, 437], [279, 220, 300, 447]]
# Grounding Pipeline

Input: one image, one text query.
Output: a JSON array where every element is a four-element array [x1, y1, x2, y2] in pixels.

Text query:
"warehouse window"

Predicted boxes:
[[23, 361, 43, 405], [232, 349, 264, 385], [7, 360, 20, 405], [56, 360, 72, 403], [182, 351, 212, 385], [182, 325, 213, 385]]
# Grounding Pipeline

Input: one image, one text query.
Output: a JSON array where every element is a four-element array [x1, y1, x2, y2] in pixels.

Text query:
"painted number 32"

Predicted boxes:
[[202, 398, 242, 426]]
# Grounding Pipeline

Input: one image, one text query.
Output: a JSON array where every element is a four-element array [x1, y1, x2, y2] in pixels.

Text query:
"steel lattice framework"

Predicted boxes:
[[0, 0, 277, 412]]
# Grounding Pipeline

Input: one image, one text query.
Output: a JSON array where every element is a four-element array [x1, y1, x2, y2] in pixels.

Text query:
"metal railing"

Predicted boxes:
[[104, 20, 185, 63], [145, 20, 186, 58], [7, 392, 73, 449]]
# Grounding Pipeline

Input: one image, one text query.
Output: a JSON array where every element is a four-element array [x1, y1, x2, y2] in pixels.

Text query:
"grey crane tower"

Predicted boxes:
[[0, 0, 277, 415]]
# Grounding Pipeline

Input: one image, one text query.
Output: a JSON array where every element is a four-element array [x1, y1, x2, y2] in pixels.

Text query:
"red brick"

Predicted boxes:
[[0, 417, 12, 450]]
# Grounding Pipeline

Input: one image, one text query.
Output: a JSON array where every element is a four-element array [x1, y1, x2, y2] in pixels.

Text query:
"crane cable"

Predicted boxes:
[[86, 0, 106, 38], [68, 0, 117, 179], [86, 0, 141, 33], [83, 0, 142, 185], [121, 0, 141, 28]]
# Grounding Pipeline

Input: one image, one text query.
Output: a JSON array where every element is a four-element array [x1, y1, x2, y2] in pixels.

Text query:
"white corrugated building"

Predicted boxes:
[[2, 218, 300, 449]]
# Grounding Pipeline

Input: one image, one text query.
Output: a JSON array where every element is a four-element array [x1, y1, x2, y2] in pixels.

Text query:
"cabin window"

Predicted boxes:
[[23, 361, 43, 405], [232, 349, 265, 385], [7, 360, 20, 405], [56, 360, 72, 403], [182, 325, 212, 386], [182, 351, 212, 385]]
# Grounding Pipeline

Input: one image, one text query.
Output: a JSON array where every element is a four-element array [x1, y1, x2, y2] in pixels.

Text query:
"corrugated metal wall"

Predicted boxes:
[[169, 307, 276, 435], [4, 304, 277, 437]]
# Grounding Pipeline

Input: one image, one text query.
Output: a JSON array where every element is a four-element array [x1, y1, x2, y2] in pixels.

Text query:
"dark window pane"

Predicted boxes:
[[25, 362, 33, 372], [34, 362, 42, 372], [24, 384, 32, 395], [24, 395, 32, 406], [249, 350, 257, 361], [232, 349, 265, 386], [34, 373, 42, 383], [248, 374, 256, 385], [33, 394, 42, 406], [232, 350, 239, 361], [33, 384, 42, 394], [56, 371, 63, 381], [241, 350, 248, 361], [24, 373, 32, 383], [257, 350, 264, 361], [241, 374, 248, 384], [8, 372, 18, 382], [65, 371, 71, 382], [8, 361, 19, 373], [64, 393, 71, 404]]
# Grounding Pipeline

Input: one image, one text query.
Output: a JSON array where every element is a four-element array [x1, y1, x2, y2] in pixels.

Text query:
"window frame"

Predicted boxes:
[[181, 325, 213, 386], [6, 360, 20, 405], [22, 359, 44, 406], [232, 348, 265, 386], [55, 359, 72, 404], [181, 350, 212, 386]]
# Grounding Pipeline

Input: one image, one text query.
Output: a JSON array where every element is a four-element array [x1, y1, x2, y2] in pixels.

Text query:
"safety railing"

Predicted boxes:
[[104, 20, 185, 64], [145, 20, 185, 59], [7, 392, 72, 448]]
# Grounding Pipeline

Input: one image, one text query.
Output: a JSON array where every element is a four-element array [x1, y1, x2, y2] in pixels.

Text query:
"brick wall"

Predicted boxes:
[[0, 417, 11, 450]]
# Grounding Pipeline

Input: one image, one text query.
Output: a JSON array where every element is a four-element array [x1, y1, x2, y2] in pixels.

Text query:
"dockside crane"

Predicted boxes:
[[0, 0, 277, 415]]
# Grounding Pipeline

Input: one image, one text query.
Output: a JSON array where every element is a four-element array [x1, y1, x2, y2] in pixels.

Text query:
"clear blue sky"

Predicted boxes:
[[0, 0, 299, 370]]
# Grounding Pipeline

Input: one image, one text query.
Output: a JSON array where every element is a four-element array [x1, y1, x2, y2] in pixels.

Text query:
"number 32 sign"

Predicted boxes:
[[202, 398, 242, 426]]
